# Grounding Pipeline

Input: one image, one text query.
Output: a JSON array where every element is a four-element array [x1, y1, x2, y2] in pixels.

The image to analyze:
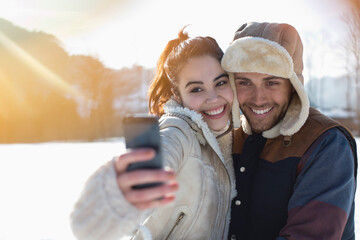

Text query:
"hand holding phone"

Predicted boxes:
[[115, 149, 178, 209]]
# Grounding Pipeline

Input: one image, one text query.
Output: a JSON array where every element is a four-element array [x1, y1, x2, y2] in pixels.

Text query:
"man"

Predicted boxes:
[[221, 22, 358, 240]]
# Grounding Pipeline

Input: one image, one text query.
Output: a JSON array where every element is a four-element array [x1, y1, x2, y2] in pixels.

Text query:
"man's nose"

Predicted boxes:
[[251, 87, 268, 104]]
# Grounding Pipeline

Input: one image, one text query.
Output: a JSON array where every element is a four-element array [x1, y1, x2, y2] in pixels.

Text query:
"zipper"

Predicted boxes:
[[165, 212, 186, 239]]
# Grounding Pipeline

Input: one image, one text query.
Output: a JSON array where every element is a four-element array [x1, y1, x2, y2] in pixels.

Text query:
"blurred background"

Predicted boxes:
[[0, 0, 359, 143], [0, 1, 359, 239]]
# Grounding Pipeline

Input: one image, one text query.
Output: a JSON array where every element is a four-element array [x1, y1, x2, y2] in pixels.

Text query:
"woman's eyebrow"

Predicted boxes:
[[185, 73, 229, 88], [214, 73, 228, 81], [185, 81, 203, 88]]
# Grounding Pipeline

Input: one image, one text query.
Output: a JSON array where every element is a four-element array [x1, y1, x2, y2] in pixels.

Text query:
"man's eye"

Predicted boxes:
[[237, 81, 249, 86], [267, 81, 279, 86]]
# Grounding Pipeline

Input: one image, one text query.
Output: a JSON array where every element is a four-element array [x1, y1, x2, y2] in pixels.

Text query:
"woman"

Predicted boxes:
[[70, 27, 240, 240]]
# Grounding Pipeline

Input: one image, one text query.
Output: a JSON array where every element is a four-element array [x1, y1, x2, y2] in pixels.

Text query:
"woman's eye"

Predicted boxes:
[[190, 87, 203, 93], [216, 80, 228, 87]]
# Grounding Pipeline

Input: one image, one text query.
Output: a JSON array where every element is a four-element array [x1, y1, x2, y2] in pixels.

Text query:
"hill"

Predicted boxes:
[[0, 18, 153, 143]]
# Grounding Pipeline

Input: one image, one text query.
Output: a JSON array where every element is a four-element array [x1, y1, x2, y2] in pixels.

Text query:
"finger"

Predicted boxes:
[[135, 195, 176, 210], [124, 181, 179, 204], [115, 148, 156, 173], [118, 169, 175, 190]]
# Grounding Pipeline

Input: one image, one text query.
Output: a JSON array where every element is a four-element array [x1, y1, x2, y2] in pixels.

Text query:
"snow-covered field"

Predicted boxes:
[[0, 138, 359, 240]]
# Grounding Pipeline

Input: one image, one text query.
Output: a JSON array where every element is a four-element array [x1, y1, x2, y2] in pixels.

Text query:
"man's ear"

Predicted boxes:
[[171, 88, 182, 103]]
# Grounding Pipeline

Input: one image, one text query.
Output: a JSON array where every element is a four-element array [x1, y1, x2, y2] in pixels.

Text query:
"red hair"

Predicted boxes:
[[148, 27, 224, 116]]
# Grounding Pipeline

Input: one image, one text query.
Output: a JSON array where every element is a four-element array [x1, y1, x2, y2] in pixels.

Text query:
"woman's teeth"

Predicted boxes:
[[204, 106, 225, 116], [251, 107, 272, 115]]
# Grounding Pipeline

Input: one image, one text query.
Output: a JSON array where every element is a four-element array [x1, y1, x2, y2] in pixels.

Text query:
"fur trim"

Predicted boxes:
[[240, 115, 252, 135], [262, 120, 282, 138], [214, 130, 237, 239], [221, 37, 310, 138], [217, 131, 237, 200], [229, 73, 241, 129], [281, 73, 310, 135], [222, 37, 294, 77], [163, 99, 225, 163]]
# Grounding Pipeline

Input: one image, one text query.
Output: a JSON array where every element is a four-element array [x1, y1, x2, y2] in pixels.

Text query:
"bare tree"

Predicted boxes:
[[340, 43, 354, 112], [303, 33, 317, 107], [303, 31, 330, 110], [342, 8, 360, 135]]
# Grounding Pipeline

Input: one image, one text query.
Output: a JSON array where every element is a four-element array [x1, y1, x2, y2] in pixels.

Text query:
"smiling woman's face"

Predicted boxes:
[[174, 55, 233, 131]]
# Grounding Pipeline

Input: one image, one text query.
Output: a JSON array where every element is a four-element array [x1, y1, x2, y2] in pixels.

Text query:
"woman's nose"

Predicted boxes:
[[206, 90, 219, 104]]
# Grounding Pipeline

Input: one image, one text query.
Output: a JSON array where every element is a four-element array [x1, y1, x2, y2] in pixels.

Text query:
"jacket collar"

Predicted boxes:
[[163, 99, 225, 163]]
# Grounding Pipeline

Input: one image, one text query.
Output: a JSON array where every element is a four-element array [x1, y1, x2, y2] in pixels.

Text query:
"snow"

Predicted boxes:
[[0, 138, 359, 240], [0, 140, 124, 240]]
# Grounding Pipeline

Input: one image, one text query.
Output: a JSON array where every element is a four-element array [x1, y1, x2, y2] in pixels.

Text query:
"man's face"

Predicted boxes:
[[234, 72, 293, 133]]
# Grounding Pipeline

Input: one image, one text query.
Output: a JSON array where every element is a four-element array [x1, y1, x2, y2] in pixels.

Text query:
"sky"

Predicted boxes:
[[0, 0, 354, 79]]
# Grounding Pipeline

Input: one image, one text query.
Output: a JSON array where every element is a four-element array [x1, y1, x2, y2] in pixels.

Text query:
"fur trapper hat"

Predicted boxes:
[[221, 22, 310, 139]]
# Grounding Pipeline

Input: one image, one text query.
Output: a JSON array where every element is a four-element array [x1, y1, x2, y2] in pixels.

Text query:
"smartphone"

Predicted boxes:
[[122, 114, 163, 189]]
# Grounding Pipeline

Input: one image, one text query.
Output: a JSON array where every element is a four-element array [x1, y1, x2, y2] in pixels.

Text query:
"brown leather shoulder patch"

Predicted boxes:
[[260, 108, 341, 163]]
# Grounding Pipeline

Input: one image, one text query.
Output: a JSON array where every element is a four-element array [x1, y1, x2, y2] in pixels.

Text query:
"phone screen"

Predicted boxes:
[[122, 115, 163, 189]]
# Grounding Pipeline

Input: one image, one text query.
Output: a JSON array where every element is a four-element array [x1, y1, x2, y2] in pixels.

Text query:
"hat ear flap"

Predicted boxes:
[[229, 73, 241, 129]]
